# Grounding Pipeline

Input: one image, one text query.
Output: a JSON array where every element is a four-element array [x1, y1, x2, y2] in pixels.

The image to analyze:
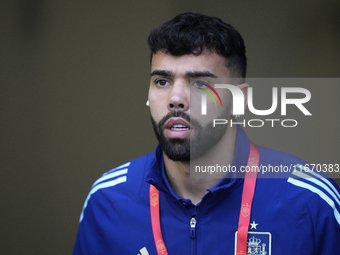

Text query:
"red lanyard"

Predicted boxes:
[[236, 140, 259, 254], [150, 141, 259, 255]]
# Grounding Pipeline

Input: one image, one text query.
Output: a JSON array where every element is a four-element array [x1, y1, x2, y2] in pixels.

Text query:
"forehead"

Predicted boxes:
[[150, 50, 230, 77]]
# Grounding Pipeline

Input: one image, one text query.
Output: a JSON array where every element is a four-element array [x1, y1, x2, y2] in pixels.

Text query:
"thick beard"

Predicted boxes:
[[151, 110, 229, 162]]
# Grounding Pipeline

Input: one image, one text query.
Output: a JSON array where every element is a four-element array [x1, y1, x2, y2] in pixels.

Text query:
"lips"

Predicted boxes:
[[164, 117, 190, 139], [165, 118, 190, 129]]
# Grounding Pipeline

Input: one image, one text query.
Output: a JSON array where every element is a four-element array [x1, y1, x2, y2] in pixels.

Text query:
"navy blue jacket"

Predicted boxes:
[[74, 126, 340, 254]]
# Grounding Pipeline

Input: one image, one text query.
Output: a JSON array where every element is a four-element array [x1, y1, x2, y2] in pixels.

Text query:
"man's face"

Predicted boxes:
[[148, 50, 234, 162]]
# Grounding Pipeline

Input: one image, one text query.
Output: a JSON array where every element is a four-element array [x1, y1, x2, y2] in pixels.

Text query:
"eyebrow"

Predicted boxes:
[[185, 71, 218, 78], [150, 70, 218, 78], [150, 70, 173, 77]]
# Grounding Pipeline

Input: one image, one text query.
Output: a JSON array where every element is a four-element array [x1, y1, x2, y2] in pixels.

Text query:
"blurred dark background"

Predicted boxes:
[[1, 1, 339, 254]]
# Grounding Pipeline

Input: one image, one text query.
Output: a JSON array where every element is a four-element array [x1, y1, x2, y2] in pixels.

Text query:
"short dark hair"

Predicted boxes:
[[147, 13, 247, 78]]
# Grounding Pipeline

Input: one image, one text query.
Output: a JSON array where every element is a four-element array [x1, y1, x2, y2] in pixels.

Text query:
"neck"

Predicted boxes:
[[163, 125, 237, 205]]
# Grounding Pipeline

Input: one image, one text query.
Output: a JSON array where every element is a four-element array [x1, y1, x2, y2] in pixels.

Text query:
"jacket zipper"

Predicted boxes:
[[190, 217, 197, 255]]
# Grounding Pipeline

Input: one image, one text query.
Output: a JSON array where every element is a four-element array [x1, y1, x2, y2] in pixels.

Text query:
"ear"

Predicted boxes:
[[236, 83, 249, 113]]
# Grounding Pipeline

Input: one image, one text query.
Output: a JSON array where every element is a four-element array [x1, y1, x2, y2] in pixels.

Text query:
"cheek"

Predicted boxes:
[[191, 92, 233, 126], [148, 86, 167, 104], [189, 90, 202, 115], [148, 97, 168, 122], [217, 90, 233, 111]]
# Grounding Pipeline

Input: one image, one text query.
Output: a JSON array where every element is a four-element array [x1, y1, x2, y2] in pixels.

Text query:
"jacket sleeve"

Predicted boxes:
[[311, 178, 340, 254], [73, 192, 102, 255]]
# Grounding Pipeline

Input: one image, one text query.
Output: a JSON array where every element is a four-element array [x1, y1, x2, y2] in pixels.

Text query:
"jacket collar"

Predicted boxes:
[[146, 125, 251, 196]]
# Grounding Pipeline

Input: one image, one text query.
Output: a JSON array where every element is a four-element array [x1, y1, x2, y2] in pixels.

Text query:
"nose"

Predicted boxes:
[[167, 83, 189, 111]]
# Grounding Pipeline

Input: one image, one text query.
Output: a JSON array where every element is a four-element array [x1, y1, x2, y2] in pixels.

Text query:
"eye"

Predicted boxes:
[[155, 79, 170, 87], [194, 80, 208, 88]]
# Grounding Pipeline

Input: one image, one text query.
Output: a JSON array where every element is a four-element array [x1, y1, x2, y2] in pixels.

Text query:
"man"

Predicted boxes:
[[74, 13, 340, 254]]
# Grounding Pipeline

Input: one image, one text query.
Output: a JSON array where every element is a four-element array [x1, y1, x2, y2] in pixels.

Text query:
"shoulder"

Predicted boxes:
[[256, 145, 340, 226], [79, 152, 156, 222], [257, 144, 305, 166], [96, 152, 155, 194], [285, 169, 340, 251], [286, 166, 340, 225], [255, 145, 307, 180]]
